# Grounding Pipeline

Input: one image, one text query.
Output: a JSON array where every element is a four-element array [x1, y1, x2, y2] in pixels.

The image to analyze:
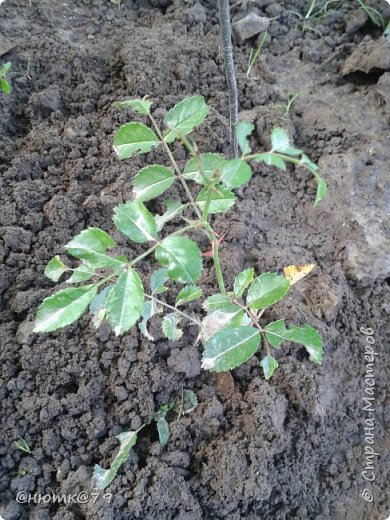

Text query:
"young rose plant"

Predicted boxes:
[[34, 95, 326, 379]]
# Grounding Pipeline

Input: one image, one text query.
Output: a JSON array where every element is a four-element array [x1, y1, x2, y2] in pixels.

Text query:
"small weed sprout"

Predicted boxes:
[[271, 92, 300, 115], [0, 62, 12, 94], [289, 0, 387, 35], [246, 31, 268, 78], [92, 389, 198, 489], [14, 437, 31, 454], [35, 95, 327, 381]]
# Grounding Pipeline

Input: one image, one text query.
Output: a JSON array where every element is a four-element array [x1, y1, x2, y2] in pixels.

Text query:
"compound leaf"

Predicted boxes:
[[113, 201, 157, 243], [65, 228, 122, 269], [164, 95, 209, 143], [246, 272, 290, 309], [202, 326, 260, 372], [115, 97, 152, 115], [264, 319, 287, 348], [264, 321, 323, 364], [133, 164, 175, 202], [139, 300, 162, 341], [44, 255, 69, 282], [220, 159, 252, 189], [284, 324, 324, 364], [233, 267, 254, 298], [260, 355, 279, 380], [113, 122, 160, 159], [89, 285, 113, 328], [175, 285, 202, 307], [66, 263, 96, 284], [270, 128, 290, 152], [34, 285, 97, 333], [236, 120, 254, 156], [200, 307, 248, 343], [155, 236, 202, 284], [183, 153, 224, 184], [105, 268, 144, 336], [203, 293, 237, 313], [162, 312, 182, 340], [155, 199, 188, 232], [196, 185, 236, 213], [92, 430, 137, 490], [252, 152, 286, 171]]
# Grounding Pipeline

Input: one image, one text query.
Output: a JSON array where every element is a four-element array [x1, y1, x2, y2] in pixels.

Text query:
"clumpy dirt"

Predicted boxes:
[[0, 0, 389, 518]]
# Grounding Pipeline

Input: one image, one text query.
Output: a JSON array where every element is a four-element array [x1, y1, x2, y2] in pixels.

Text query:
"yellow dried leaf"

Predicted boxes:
[[283, 264, 315, 285]]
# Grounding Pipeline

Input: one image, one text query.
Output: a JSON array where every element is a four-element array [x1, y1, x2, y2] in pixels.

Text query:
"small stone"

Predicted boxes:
[[233, 13, 270, 42]]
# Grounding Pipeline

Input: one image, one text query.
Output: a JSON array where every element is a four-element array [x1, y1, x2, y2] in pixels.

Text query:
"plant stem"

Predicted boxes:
[[145, 293, 202, 326], [218, 0, 238, 158], [148, 114, 202, 219]]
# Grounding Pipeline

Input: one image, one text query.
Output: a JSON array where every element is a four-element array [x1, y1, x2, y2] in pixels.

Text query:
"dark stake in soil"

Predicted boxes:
[[0, 0, 389, 519]]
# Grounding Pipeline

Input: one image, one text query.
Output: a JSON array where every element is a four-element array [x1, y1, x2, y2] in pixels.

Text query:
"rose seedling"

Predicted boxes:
[[35, 95, 326, 380]]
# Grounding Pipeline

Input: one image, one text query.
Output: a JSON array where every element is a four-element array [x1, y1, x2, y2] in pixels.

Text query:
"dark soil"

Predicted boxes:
[[1, 0, 389, 519]]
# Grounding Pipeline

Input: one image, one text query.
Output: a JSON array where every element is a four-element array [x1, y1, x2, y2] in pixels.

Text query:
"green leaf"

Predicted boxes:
[[384, 21, 390, 36], [183, 153, 224, 184], [115, 97, 152, 115], [150, 268, 168, 295], [252, 152, 286, 171], [284, 324, 324, 364], [236, 121, 254, 156], [155, 236, 202, 284], [155, 199, 188, 232], [105, 268, 144, 336], [162, 312, 182, 340], [270, 128, 290, 152], [164, 95, 209, 143], [203, 293, 237, 313], [0, 62, 11, 76], [260, 355, 279, 380], [314, 178, 327, 207], [139, 300, 162, 341], [202, 326, 260, 372], [44, 255, 69, 282], [233, 267, 254, 298], [92, 430, 137, 490], [264, 319, 287, 348], [89, 285, 113, 328], [34, 285, 97, 333], [246, 272, 290, 309], [113, 201, 157, 243], [175, 285, 202, 306], [264, 321, 323, 364], [200, 307, 248, 343], [133, 165, 175, 202], [0, 79, 11, 94], [300, 153, 318, 172], [181, 389, 198, 414], [196, 185, 236, 213], [156, 417, 170, 448], [113, 122, 160, 160], [220, 159, 252, 189], [65, 228, 122, 269], [66, 263, 96, 284]]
